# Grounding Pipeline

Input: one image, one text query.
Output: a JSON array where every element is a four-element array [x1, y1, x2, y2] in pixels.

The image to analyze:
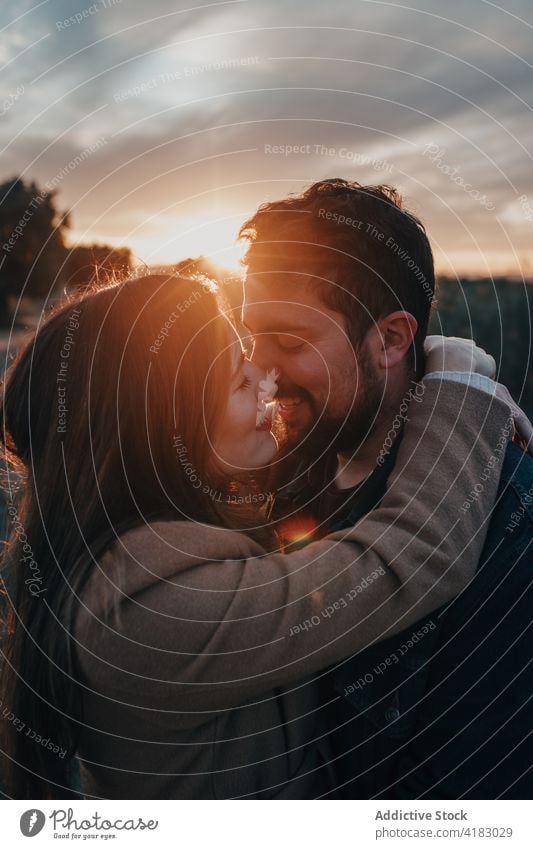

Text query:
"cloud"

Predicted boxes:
[[1, 0, 532, 272]]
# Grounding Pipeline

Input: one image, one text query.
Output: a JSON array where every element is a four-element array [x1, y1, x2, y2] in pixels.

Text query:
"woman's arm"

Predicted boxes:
[[76, 376, 513, 711]]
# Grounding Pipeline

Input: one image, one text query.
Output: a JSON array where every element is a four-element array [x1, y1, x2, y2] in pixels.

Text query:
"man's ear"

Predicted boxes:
[[366, 311, 418, 369]]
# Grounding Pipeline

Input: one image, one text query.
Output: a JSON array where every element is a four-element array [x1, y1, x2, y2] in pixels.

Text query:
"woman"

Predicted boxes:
[[0, 273, 516, 799]]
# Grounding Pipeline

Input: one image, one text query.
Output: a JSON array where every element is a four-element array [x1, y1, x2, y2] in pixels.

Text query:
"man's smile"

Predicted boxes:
[[277, 392, 307, 412]]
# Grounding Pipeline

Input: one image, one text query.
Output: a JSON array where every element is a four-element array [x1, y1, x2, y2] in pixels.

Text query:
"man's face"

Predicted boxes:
[[242, 274, 385, 456]]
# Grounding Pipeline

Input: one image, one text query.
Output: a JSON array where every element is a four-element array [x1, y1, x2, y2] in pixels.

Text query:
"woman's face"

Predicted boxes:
[[212, 323, 278, 473]]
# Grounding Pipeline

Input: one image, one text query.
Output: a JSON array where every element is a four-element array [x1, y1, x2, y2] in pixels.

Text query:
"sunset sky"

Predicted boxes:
[[1, 0, 532, 276]]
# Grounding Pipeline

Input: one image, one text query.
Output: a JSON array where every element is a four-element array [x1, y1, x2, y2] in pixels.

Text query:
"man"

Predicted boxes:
[[240, 178, 533, 798]]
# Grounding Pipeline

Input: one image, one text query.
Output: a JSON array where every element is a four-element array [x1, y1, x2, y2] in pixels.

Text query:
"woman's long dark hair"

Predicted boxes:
[[0, 273, 243, 798]]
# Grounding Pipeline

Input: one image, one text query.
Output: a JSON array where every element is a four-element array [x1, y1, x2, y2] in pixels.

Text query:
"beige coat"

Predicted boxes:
[[74, 380, 510, 798]]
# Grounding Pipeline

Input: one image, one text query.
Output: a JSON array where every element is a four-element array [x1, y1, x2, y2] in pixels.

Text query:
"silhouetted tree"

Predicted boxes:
[[0, 177, 70, 324]]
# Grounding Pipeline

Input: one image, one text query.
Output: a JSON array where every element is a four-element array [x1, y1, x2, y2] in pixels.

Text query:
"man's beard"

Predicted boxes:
[[280, 346, 384, 459]]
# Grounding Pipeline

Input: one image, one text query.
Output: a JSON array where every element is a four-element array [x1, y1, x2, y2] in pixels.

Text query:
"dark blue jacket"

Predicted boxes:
[[324, 441, 533, 798]]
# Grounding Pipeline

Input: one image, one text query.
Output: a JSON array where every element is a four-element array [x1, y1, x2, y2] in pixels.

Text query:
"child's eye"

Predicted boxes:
[[238, 376, 252, 390]]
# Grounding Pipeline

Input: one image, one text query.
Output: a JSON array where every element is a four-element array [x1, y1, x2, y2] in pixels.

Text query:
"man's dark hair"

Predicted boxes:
[[239, 178, 435, 375]]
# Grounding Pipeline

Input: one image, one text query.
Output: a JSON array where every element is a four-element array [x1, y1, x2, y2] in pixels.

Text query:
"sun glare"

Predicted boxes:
[[137, 213, 248, 272], [74, 211, 248, 275]]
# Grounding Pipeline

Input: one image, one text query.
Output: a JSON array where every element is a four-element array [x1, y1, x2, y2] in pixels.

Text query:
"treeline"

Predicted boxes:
[[429, 276, 532, 416], [0, 176, 131, 325]]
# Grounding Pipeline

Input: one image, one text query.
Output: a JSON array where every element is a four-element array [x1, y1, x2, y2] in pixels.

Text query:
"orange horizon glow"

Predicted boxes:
[[69, 213, 249, 275], [70, 210, 533, 280]]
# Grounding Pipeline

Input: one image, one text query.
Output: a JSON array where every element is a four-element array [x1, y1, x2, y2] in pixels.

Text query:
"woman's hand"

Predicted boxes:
[[424, 335, 533, 455], [424, 335, 496, 376], [492, 383, 533, 455]]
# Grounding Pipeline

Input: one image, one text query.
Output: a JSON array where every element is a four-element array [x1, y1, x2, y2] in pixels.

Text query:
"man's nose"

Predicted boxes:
[[249, 337, 276, 371]]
